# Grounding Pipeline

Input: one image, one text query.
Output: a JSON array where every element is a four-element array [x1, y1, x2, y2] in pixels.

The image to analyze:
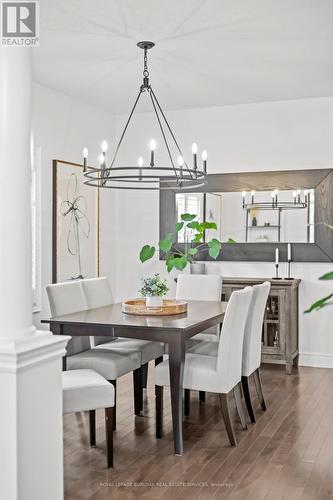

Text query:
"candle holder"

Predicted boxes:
[[272, 263, 282, 280], [285, 260, 293, 280]]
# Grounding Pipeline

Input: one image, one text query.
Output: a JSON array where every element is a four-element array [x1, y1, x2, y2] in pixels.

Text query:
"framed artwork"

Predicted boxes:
[[52, 160, 100, 283]]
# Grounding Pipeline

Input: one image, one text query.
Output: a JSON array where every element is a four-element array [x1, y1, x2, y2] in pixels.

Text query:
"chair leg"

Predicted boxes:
[[89, 410, 96, 447], [199, 391, 206, 404], [109, 380, 116, 430], [142, 362, 149, 388], [184, 389, 190, 417], [253, 368, 267, 411], [133, 367, 143, 415], [233, 383, 248, 430], [155, 385, 163, 438], [105, 407, 114, 468], [219, 393, 237, 446], [241, 376, 256, 423]]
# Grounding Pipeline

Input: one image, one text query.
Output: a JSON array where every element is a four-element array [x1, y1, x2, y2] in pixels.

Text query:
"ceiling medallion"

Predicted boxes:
[[82, 41, 208, 190]]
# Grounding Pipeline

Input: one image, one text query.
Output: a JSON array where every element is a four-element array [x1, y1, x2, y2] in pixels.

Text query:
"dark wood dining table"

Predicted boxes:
[[42, 300, 226, 455]]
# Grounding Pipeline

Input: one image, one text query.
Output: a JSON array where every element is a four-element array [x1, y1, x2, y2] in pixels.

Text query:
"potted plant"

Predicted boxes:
[[139, 213, 234, 274], [139, 273, 169, 308]]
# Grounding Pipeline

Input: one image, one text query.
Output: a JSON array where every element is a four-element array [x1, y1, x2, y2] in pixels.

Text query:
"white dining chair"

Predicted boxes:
[[175, 274, 223, 404], [81, 277, 165, 390], [187, 281, 270, 423], [241, 281, 270, 422], [176, 274, 223, 342], [155, 287, 253, 447], [46, 280, 143, 429], [62, 369, 115, 467]]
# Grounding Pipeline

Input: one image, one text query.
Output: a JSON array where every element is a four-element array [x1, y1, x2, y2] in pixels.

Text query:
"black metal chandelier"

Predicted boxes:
[[241, 189, 309, 211], [82, 41, 208, 190]]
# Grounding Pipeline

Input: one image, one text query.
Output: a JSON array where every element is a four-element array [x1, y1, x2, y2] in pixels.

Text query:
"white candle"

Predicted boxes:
[[287, 243, 291, 262], [275, 248, 279, 265]]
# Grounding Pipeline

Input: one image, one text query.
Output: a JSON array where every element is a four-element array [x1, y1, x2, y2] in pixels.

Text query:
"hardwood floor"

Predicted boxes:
[[64, 364, 333, 500]]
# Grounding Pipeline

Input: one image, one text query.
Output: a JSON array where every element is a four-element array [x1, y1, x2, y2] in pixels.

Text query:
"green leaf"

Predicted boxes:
[[139, 245, 155, 263], [201, 221, 217, 230], [193, 232, 204, 243], [227, 238, 236, 243], [166, 255, 176, 273], [304, 293, 333, 313], [188, 247, 198, 256], [165, 255, 189, 272], [208, 238, 222, 259], [181, 213, 197, 222], [159, 233, 173, 253], [186, 221, 201, 230], [172, 256, 188, 271], [175, 222, 184, 232], [319, 271, 333, 281]]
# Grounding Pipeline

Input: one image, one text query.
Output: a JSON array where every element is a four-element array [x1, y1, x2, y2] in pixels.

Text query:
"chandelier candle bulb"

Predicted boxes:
[[99, 153, 105, 166], [138, 156, 144, 181], [288, 243, 292, 262], [192, 143, 198, 170], [82, 147, 88, 172], [297, 189, 301, 203], [242, 191, 246, 208], [202, 150, 207, 172], [251, 190, 255, 205], [293, 191, 297, 203], [101, 140, 108, 153], [274, 189, 279, 207], [149, 139, 156, 167], [271, 191, 275, 208]]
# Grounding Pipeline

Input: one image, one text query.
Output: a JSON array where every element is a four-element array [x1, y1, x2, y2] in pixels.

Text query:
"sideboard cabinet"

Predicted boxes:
[[222, 278, 300, 374]]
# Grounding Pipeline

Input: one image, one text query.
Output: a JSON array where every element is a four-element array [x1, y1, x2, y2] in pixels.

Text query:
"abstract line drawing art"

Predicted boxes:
[[52, 160, 99, 283], [61, 174, 90, 279]]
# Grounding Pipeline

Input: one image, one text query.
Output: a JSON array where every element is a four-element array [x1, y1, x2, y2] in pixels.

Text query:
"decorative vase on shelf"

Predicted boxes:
[[252, 217, 257, 226], [146, 296, 163, 308], [190, 262, 206, 275]]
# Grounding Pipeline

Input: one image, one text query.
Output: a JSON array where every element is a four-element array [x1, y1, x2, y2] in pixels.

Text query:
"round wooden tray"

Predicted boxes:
[[122, 299, 188, 316]]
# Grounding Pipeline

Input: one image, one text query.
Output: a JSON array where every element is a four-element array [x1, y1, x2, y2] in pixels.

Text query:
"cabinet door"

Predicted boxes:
[[261, 289, 286, 356]]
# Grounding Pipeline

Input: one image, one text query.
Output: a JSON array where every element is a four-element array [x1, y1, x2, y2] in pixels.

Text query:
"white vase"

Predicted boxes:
[[190, 262, 206, 274], [146, 296, 163, 308]]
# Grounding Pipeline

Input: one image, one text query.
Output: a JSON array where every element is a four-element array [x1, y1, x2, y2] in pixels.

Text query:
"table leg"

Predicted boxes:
[[50, 323, 67, 370], [168, 336, 185, 456]]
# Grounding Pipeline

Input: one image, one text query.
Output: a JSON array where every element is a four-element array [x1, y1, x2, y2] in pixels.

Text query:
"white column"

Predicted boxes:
[[0, 48, 70, 500]]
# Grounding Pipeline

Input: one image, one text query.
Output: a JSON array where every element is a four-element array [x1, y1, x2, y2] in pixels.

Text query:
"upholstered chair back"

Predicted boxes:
[[46, 281, 90, 355], [242, 281, 271, 377], [81, 277, 115, 347], [81, 277, 114, 308], [216, 287, 253, 393], [176, 274, 223, 301]]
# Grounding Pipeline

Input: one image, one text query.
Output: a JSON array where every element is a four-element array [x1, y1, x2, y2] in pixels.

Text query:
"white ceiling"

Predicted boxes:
[[34, 0, 333, 114]]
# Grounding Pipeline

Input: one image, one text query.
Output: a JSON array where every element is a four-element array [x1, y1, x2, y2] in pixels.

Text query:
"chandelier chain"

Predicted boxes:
[[143, 47, 149, 78]]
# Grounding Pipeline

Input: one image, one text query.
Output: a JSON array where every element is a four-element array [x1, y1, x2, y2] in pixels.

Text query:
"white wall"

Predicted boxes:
[[111, 96, 333, 368], [32, 83, 116, 326]]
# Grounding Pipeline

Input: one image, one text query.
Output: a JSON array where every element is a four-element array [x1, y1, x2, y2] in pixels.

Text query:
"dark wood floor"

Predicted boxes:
[[64, 364, 333, 500]]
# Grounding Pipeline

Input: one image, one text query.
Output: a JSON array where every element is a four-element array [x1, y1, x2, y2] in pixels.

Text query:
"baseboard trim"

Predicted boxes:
[[299, 352, 333, 369]]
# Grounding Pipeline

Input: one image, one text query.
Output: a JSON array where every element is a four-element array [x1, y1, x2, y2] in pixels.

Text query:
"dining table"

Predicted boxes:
[[42, 300, 226, 455]]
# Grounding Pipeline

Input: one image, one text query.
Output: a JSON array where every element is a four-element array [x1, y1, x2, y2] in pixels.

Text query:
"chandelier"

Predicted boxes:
[[82, 41, 208, 190], [241, 189, 309, 211]]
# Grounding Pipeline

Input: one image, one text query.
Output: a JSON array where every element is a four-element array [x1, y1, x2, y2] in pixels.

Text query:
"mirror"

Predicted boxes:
[[176, 189, 315, 244], [160, 168, 333, 262]]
